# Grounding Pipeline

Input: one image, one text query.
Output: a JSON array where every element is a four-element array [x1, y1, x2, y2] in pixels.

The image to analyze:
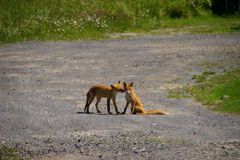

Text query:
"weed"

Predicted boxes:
[[168, 69, 240, 115], [147, 138, 192, 146], [231, 25, 240, 31], [191, 71, 215, 83], [202, 71, 215, 76], [167, 89, 189, 99], [1, 0, 239, 44], [0, 145, 29, 160], [187, 69, 240, 114], [192, 74, 206, 83], [172, 77, 181, 82]]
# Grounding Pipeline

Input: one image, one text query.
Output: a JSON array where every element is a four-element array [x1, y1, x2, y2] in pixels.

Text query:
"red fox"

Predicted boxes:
[[121, 82, 168, 115], [84, 81, 124, 114]]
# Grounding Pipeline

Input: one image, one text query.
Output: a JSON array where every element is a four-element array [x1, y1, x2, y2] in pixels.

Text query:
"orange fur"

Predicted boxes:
[[84, 81, 124, 114], [121, 82, 168, 115]]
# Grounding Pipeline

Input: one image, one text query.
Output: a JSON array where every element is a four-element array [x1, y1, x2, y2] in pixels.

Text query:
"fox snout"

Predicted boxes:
[[120, 89, 125, 92], [125, 90, 132, 94]]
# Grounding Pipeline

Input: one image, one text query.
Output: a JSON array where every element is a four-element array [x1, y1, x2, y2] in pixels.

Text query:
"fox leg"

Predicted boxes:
[[95, 97, 102, 113], [85, 94, 95, 113], [121, 101, 130, 114], [112, 97, 120, 114], [107, 98, 112, 114], [130, 102, 136, 114], [84, 92, 90, 113]]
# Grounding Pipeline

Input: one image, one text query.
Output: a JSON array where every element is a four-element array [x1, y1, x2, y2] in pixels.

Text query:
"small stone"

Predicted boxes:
[[215, 100, 223, 104], [222, 95, 230, 99]]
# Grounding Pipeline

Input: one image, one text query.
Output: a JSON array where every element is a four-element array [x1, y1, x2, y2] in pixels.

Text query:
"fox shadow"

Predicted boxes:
[[77, 112, 94, 114], [77, 112, 124, 115]]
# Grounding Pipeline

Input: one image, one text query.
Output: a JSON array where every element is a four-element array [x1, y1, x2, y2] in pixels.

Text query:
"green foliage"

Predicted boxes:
[[168, 69, 240, 115], [191, 71, 215, 83], [0, 0, 213, 43], [186, 70, 240, 115], [202, 71, 215, 75], [167, 89, 190, 99], [192, 74, 207, 83], [0, 145, 28, 160], [192, 71, 215, 83]]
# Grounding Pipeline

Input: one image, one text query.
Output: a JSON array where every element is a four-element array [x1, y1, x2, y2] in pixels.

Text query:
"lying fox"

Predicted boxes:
[[121, 82, 168, 115], [84, 81, 124, 114]]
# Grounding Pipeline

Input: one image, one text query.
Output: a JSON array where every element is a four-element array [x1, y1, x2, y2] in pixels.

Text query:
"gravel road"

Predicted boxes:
[[0, 33, 240, 159]]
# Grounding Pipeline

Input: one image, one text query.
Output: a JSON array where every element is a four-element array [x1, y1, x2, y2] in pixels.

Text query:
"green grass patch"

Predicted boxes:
[[168, 69, 240, 115], [148, 15, 240, 35], [186, 70, 240, 115], [202, 71, 215, 76], [0, 145, 29, 160], [172, 77, 181, 82], [147, 138, 192, 146], [167, 89, 190, 99], [191, 74, 207, 83], [1, 0, 240, 44], [191, 71, 215, 83]]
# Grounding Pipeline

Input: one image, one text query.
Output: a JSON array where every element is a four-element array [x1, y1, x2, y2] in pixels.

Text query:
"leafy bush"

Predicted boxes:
[[0, 0, 213, 43], [165, 0, 212, 18]]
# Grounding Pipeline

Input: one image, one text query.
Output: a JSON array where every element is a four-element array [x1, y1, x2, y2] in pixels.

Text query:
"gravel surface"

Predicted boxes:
[[0, 33, 240, 160]]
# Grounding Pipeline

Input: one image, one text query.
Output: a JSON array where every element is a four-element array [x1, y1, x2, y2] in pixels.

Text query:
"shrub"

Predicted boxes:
[[0, 0, 213, 43]]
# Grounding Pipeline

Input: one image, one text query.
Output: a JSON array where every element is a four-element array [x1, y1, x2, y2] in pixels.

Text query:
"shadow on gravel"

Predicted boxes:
[[76, 112, 134, 115], [77, 112, 111, 115], [77, 112, 95, 114]]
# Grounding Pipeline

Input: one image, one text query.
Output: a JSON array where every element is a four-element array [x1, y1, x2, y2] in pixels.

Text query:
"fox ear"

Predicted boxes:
[[110, 85, 116, 89], [130, 82, 134, 87], [118, 81, 121, 84], [123, 82, 127, 87]]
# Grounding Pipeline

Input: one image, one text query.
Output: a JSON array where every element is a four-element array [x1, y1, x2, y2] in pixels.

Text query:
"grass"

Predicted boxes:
[[167, 89, 190, 99], [0, 145, 29, 160], [191, 71, 215, 83], [186, 70, 240, 114], [0, 0, 240, 44], [155, 15, 240, 35], [147, 138, 192, 146], [168, 69, 240, 115]]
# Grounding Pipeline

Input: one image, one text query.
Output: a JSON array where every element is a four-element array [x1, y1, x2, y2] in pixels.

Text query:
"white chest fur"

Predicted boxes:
[[125, 91, 133, 101]]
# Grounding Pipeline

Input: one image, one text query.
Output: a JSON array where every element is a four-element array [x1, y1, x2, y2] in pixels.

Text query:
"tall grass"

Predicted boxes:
[[0, 0, 214, 43]]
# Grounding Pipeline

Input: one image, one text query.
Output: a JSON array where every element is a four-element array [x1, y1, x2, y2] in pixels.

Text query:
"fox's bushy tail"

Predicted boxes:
[[145, 110, 168, 115]]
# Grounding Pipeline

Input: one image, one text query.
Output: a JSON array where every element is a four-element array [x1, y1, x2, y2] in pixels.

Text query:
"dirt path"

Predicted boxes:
[[0, 33, 240, 159]]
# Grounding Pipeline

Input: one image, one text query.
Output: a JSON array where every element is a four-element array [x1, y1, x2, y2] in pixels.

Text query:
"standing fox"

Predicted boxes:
[[84, 81, 124, 114], [121, 82, 168, 115]]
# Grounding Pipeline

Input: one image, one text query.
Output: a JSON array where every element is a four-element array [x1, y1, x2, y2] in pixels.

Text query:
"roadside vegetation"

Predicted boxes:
[[0, 145, 29, 160], [187, 70, 240, 115], [168, 69, 240, 115], [0, 0, 240, 44]]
